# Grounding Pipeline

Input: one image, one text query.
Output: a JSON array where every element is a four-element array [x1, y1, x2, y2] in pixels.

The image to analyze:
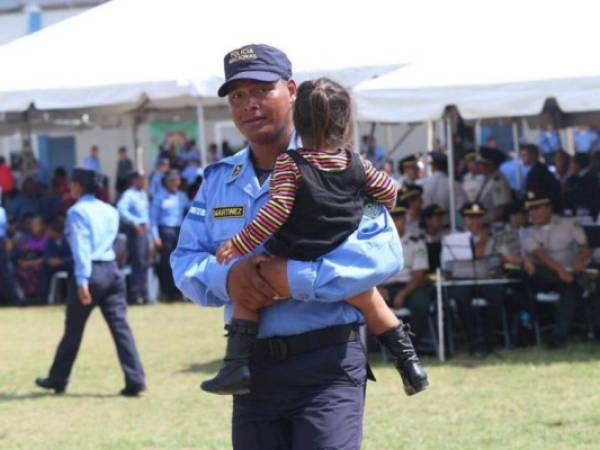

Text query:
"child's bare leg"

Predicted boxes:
[[346, 288, 399, 335]]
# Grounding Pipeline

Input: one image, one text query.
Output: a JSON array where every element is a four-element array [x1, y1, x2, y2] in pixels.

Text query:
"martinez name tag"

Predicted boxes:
[[212, 206, 245, 219]]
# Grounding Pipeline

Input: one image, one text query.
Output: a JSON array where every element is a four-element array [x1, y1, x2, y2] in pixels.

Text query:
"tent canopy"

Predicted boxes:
[[354, 56, 600, 123], [0, 0, 437, 113]]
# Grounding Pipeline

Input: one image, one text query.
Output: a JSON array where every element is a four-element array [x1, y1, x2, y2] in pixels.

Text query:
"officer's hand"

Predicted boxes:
[[154, 237, 162, 249], [78, 285, 92, 305], [558, 267, 574, 284], [523, 258, 535, 276], [257, 256, 290, 299], [227, 257, 278, 309]]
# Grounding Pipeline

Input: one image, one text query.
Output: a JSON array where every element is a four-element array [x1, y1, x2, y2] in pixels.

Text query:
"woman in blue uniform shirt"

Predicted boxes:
[[151, 169, 189, 300], [35, 168, 146, 396]]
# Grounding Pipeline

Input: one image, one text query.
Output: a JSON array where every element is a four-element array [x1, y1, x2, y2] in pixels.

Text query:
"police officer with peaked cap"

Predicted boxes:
[[522, 190, 592, 348], [379, 199, 432, 345], [397, 154, 421, 187], [150, 169, 189, 301], [36, 168, 146, 396], [170, 43, 403, 450], [399, 183, 424, 236], [117, 171, 150, 304]]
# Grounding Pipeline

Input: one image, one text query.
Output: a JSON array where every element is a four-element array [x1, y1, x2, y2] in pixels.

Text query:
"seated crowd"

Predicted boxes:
[[375, 140, 600, 355], [2, 133, 600, 356], [0, 142, 208, 307]]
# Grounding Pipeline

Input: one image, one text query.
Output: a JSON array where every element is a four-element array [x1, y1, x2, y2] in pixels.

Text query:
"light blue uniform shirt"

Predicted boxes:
[[537, 131, 561, 155], [170, 138, 404, 338], [574, 129, 599, 153], [117, 187, 150, 225], [178, 147, 201, 163], [0, 206, 6, 238], [149, 171, 165, 199], [182, 164, 203, 185], [500, 158, 531, 192], [65, 194, 118, 286], [83, 156, 101, 173], [150, 189, 190, 240]]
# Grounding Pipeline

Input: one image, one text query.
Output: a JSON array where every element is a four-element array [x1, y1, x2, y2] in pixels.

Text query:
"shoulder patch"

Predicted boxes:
[[187, 201, 206, 222], [363, 201, 383, 218]]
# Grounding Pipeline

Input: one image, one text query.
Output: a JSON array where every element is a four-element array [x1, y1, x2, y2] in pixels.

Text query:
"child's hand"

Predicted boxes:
[[216, 240, 242, 264]]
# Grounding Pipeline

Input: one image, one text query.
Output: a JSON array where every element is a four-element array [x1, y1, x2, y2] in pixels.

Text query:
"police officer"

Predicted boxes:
[[397, 154, 421, 187], [473, 149, 512, 225], [35, 168, 145, 395], [421, 204, 447, 243], [379, 200, 432, 345], [117, 171, 150, 304], [421, 151, 467, 223], [522, 191, 592, 348], [443, 202, 508, 355], [151, 170, 189, 301], [170, 44, 402, 450], [399, 183, 423, 236]]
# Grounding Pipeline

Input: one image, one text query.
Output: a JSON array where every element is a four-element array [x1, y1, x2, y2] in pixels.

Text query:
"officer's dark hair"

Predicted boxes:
[[293, 77, 353, 150], [520, 143, 539, 157]]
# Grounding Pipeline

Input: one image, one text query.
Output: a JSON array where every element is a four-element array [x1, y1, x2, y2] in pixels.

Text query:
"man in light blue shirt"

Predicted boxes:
[[35, 168, 145, 396], [171, 44, 403, 450], [117, 172, 150, 304], [574, 126, 599, 153], [82, 146, 101, 173], [151, 170, 189, 300], [177, 139, 201, 167], [500, 155, 531, 192], [148, 158, 170, 200]]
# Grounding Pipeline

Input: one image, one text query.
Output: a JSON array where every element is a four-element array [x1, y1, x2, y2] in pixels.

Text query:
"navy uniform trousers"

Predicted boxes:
[[157, 226, 181, 300], [125, 226, 149, 303], [232, 338, 367, 450], [48, 261, 145, 387]]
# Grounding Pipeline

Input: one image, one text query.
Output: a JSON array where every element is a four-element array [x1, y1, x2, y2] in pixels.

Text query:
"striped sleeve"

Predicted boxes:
[[231, 153, 300, 255], [362, 158, 398, 210]]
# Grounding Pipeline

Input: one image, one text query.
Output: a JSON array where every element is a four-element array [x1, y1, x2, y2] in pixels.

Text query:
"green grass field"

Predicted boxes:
[[1, 303, 600, 450]]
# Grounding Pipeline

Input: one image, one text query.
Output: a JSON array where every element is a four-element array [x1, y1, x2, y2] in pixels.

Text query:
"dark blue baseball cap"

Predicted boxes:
[[217, 44, 292, 97]]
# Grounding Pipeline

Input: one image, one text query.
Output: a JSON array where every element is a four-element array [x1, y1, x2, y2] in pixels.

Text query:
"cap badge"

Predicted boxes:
[[228, 47, 257, 64]]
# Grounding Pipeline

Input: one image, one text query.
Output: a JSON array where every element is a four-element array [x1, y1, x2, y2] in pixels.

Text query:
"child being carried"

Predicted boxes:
[[202, 77, 429, 397]]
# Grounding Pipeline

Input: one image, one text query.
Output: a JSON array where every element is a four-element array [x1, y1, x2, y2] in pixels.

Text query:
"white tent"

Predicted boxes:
[[354, 56, 600, 123], [0, 0, 440, 113]]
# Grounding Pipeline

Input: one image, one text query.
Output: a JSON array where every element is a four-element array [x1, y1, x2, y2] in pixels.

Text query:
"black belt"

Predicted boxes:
[[254, 323, 359, 361]]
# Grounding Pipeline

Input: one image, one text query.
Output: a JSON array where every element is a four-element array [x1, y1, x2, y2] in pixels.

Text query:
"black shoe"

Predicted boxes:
[[120, 384, 146, 397], [35, 377, 66, 394], [377, 323, 429, 396], [201, 319, 258, 396]]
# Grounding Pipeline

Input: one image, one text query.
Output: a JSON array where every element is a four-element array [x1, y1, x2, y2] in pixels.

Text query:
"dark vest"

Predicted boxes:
[[265, 149, 366, 261]]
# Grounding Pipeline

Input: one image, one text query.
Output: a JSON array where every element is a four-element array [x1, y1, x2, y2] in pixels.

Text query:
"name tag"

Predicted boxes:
[[213, 206, 245, 219]]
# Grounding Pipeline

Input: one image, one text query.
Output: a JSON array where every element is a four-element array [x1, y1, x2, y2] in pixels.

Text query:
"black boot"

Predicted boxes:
[[201, 319, 258, 395], [377, 323, 429, 396], [35, 377, 67, 394]]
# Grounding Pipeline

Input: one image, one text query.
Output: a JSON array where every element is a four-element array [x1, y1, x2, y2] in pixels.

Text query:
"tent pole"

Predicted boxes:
[[475, 120, 482, 151], [445, 116, 456, 232], [512, 119, 522, 191], [196, 100, 208, 167], [385, 124, 393, 156], [426, 121, 434, 150], [566, 127, 575, 155]]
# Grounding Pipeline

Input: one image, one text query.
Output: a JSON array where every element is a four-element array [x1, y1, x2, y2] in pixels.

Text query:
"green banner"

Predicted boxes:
[[148, 120, 198, 163]]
